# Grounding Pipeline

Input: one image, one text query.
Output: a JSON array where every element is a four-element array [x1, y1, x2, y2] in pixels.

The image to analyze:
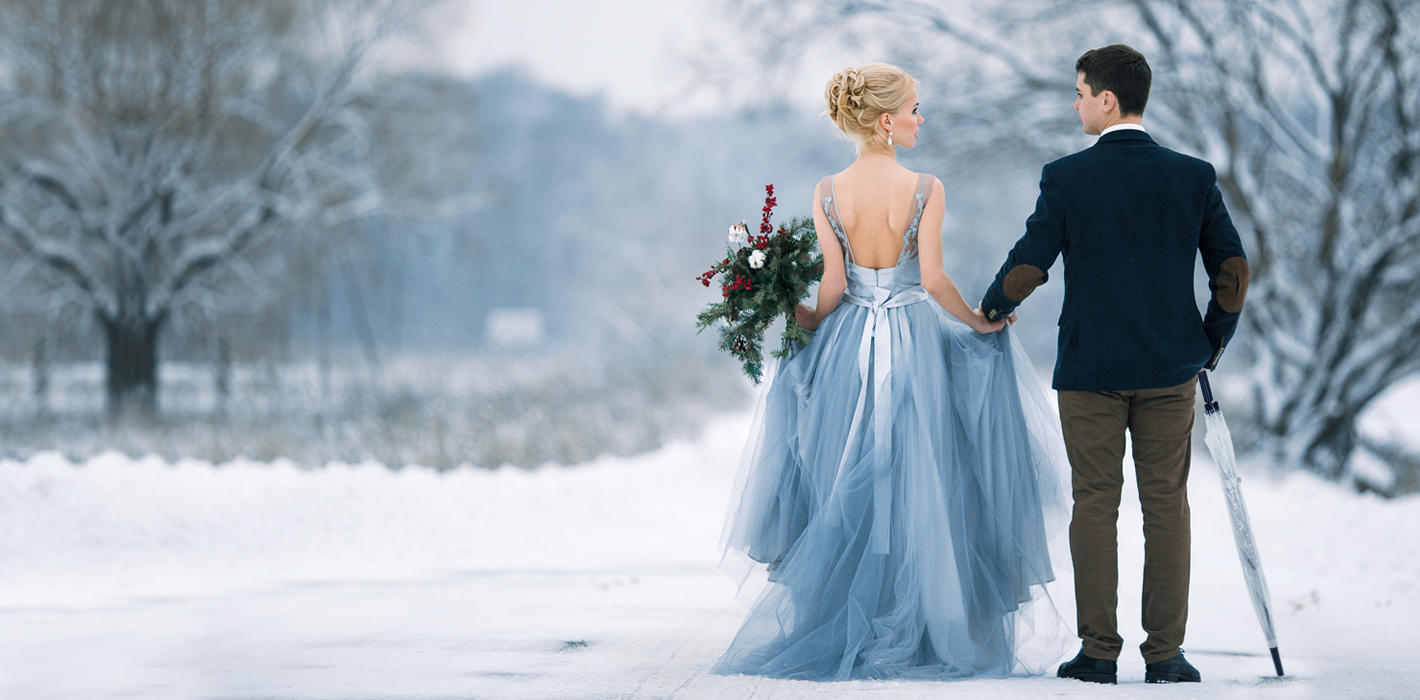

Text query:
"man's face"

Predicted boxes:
[[1074, 73, 1108, 136]]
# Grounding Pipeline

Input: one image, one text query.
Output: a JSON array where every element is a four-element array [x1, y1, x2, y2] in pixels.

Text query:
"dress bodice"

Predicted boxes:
[[818, 174, 929, 299]]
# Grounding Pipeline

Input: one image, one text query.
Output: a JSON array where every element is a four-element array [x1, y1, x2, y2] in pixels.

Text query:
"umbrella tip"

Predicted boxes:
[[1270, 647, 1284, 676]]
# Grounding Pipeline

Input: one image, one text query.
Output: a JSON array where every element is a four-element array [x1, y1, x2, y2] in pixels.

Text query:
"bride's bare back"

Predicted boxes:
[[829, 164, 925, 269]]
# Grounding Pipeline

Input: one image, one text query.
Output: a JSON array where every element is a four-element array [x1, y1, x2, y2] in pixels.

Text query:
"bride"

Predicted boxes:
[[714, 63, 1071, 680]]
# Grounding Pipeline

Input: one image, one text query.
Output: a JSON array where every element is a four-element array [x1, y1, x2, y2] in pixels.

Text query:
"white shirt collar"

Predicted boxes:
[[1101, 123, 1146, 136]]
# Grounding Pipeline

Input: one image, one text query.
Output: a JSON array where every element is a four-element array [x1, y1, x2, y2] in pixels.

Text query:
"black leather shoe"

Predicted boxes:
[[1145, 650, 1201, 683], [1057, 650, 1117, 684]]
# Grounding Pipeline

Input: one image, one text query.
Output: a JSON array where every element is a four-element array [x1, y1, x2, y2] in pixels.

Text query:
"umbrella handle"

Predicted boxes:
[[1197, 369, 1220, 415]]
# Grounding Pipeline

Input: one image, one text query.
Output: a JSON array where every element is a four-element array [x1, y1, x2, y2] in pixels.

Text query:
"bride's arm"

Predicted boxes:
[[918, 177, 1006, 334], [795, 182, 847, 331]]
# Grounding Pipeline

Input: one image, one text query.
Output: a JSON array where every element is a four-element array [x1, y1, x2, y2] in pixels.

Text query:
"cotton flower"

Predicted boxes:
[[748, 249, 766, 269], [728, 222, 749, 244]]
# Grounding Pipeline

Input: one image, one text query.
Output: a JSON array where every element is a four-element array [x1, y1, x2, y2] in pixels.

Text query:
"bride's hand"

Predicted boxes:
[[970, 307, 1007, 334], [795, 303, 818, 331]]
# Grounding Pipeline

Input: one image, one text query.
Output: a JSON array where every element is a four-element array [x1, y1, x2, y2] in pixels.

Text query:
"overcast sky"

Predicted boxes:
[[436, 0, 731, 115]]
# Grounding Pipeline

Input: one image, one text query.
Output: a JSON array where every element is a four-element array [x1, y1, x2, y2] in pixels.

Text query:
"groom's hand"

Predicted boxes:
[[1007, 311, 1019, 325]]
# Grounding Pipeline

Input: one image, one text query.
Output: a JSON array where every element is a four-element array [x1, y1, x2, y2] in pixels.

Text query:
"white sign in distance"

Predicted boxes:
[[486, 307, 546, 348]]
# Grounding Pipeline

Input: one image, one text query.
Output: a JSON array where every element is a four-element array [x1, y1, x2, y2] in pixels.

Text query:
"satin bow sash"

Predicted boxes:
[[837, 283, 930, 554]]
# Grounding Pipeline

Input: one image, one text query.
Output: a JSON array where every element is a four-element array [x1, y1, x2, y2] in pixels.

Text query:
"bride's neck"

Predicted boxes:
[[856, 148, 897, 164]]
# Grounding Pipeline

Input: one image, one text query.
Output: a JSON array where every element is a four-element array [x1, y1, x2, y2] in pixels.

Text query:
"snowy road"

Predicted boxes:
[[3, 412, 1418, 699]]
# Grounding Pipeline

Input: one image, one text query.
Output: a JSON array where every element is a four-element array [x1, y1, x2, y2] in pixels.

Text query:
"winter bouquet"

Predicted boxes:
[[696, 185, 824, 383]]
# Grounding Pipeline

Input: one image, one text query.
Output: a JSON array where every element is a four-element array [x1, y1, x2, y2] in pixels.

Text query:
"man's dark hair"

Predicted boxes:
[[1076, 44, 1151, 116]]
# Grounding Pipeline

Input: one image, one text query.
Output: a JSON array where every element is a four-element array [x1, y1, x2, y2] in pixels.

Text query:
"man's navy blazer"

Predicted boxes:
[[981, 129, 1249, 392]]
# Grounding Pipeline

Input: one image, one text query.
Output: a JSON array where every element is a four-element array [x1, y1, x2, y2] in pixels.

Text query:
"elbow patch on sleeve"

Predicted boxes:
[[1004, 264, 1046, 302], [1218, 256, 1250, 313]]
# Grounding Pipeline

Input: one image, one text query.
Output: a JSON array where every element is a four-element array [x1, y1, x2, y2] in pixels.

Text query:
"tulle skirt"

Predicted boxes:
[[715, 299, 1073, 680]]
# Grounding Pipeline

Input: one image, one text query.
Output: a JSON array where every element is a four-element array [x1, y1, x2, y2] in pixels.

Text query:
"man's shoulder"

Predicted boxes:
[[1151, 142, 1217, 175], [1039, 150, 1089, 187], [1045, 137, 1217, 180], [1044, 148, 1090, 172], [1042, 140, 1127, 172]]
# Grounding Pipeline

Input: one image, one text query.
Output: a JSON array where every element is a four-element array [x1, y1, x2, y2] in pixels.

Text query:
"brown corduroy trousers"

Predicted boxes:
[[1057, 377, 1196, 664]]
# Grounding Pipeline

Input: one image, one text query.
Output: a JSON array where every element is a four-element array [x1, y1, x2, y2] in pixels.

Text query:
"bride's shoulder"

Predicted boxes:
[[814, 171, 850, 198], [907, 172, 945, 210], [903, 169, 942, 192]]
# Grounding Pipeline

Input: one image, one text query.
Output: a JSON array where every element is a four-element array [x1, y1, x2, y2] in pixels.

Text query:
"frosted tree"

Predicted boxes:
[[728, 0, 1420, 482], [0, 0, 424, 417]]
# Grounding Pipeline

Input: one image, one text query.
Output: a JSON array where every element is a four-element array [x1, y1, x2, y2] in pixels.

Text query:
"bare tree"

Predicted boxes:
[[728, 0, 1420, 483], [0, 0, 424, 418]]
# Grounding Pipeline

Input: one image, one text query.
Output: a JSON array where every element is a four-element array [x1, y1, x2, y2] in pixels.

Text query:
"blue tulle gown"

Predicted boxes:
[[715, 174, 1073, 681]]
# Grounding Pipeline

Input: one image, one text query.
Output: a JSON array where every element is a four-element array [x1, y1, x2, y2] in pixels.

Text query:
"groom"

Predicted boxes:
[[980, 45, 1248, 684]]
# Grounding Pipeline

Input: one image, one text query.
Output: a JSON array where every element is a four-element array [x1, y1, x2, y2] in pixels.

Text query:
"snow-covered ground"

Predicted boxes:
[[3, 409, 1418, 699]]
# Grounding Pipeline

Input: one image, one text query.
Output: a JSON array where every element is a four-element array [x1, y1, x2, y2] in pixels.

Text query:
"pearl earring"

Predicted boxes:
[[887, 131, 894, 147]]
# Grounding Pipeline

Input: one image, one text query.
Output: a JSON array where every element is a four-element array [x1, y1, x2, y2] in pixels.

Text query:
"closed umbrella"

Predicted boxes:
[[1197, 369, 1284, 676]]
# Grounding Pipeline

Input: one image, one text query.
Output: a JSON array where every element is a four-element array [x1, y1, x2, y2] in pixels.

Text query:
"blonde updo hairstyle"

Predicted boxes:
[[824, 63, 918, 152]]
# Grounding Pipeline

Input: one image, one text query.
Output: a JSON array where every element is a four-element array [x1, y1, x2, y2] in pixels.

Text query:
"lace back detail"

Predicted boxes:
[[819, 175, 854, 264], [820, 173, 932, 268], [898, 174, 929, 265]]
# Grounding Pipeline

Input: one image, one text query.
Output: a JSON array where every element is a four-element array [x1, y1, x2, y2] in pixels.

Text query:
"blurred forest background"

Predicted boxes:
[[0, 0, 1416, 496]]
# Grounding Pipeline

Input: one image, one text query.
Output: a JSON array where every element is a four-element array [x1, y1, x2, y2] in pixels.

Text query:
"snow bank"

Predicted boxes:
[[0, 414, 746, 607], [2, 411, 1419, 698]]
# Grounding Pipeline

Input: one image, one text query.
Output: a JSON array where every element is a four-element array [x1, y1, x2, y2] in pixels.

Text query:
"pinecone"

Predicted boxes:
[[732, 336, 751, 354]]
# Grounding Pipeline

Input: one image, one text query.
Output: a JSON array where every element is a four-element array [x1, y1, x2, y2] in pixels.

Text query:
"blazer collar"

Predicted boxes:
[[1096, 130, 1155, 145]]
